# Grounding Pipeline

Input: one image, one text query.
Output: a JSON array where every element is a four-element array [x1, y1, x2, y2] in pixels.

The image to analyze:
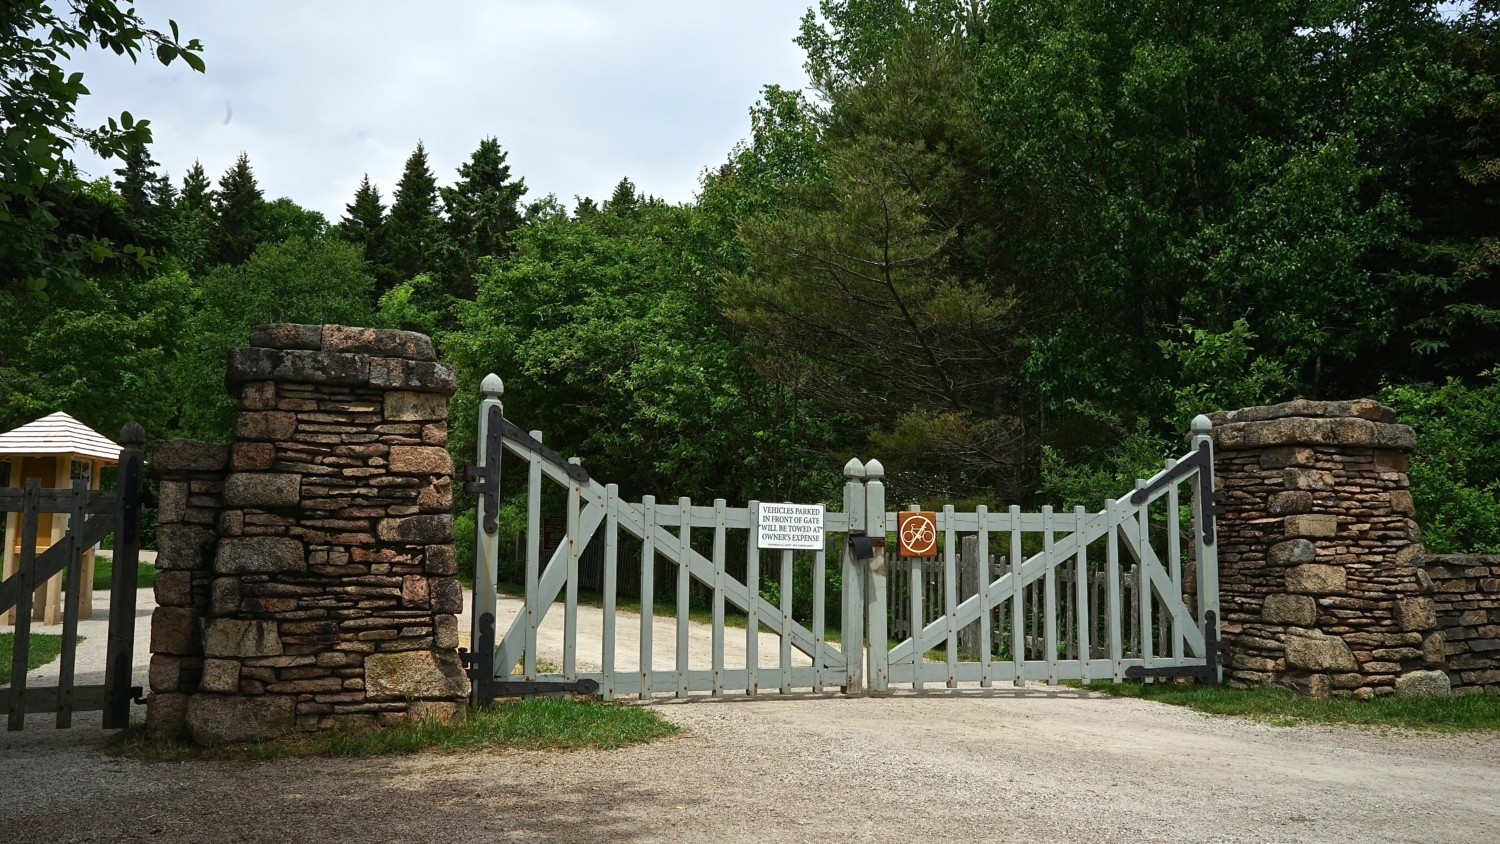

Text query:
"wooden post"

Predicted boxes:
[[840, 458, 865, 692], [103, 422, 143, 729], [1, 458, 18, 625], [37, 455, 67, 625], [864, 459, 888, 692]]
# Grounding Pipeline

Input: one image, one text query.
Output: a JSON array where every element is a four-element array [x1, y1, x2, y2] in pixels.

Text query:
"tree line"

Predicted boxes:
[[2, 0, 1496, 553]]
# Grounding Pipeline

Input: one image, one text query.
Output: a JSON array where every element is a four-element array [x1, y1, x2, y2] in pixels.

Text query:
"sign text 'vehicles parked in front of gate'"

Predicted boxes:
[[756, 503, 824, 550]]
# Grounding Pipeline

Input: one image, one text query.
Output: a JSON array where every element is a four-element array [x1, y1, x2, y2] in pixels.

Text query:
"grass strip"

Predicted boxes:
[[0, 632, 72, 675], [1082, 680, 1500, 732], [111, 696, 680, 761], [90, 558, 156, 591]]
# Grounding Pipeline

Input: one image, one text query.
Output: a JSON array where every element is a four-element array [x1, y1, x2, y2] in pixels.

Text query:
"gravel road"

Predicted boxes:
[[4, 590, 1499, 843]]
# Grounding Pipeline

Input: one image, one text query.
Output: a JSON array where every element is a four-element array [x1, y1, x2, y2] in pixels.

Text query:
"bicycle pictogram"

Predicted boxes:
[[898, 511, 937, 557]]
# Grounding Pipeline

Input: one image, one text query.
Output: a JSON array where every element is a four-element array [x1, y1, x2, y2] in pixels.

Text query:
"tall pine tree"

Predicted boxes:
[[174, 159, 216, 273], [377, 142, 444, 294], [112, 142, 161, 219], [337, 174, 386, 265], [213, 152, 265, 266], [179, 160, 214, 214], [440, 137, 526, 297]]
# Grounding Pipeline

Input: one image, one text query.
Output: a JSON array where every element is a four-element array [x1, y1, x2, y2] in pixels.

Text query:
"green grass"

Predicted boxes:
[[90, 557, 155, 591], [0, 632, 72, 674], [1081, 680, 1500, 732], [53, 556, 156, 592], [110, 696, 680, 761]]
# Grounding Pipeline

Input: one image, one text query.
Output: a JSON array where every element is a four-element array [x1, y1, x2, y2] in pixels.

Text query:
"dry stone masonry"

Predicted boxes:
[[1424, 553, 1500, 694], [146, 324, 468, 744], [1208, 399, 1450, 698]]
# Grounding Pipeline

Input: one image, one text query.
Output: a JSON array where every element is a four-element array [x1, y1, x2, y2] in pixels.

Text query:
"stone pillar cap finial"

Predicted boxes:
[[864, 458, 886, 479], [481, 373, 504, 398], [1191, 414, 1212, 434], [843, 458, 866, 479]]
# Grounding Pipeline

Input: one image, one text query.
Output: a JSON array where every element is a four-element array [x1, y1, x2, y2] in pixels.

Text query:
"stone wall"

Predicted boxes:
[[1209, 399, 1450, 698], [144, 440, 227, 737], [1425, 554, 1500, 694], [146, 324, 468, 744]]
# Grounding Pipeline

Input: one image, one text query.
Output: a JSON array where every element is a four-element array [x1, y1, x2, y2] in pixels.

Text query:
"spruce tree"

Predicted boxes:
[[377, 141, 444, 293], [440, 137, 526, 297], [174, 159, 216, 274], [337, 174, 386, 264], [213, 152, 266, 265], [604, 177, 639, 216], [179, 160, 214, 214], [112, 142, 160, 219]]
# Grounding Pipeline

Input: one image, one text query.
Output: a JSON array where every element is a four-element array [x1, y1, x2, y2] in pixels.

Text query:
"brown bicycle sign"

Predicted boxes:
[[897, 510, 938, 558]]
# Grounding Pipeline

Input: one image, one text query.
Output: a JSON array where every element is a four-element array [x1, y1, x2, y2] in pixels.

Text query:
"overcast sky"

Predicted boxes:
[[66, 2, 814, 221]]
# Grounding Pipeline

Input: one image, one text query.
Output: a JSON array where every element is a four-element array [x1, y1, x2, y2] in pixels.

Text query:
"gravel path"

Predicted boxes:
[[4, 587, 1499, 843]]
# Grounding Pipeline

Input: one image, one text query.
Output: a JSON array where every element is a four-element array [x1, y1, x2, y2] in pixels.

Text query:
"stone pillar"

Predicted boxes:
[[1425, 553, 1500, 694], [150, 324, 468, 744], [1208, 399, 1449, 698], [145, 440, 227, 739]]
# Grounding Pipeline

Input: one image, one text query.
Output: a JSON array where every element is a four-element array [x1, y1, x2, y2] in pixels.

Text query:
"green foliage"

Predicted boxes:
[[1037, 409, 1170, 510], [1084, 680, 1500, 732], [0, 0, 203, 294], [212, 152, 266, 265], [337, 173, 385, 266], [375, 274, 446, 336], [1380, 376, 1500, 553], [0, 265, 190, 437], [450, 200, 844, 503], [170, 237, 377, 440], [261, 197, 329, 245], [111, 697, 680, 760], [378, 141, 446, 295], [441, 137, 527, 297]]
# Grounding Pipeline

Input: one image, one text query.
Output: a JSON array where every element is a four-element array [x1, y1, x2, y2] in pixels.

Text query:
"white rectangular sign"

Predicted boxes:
[[756, 503, 825, 550]]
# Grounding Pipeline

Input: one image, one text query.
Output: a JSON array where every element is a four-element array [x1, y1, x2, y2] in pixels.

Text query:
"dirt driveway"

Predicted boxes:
[[4, 595, 1499, 843]]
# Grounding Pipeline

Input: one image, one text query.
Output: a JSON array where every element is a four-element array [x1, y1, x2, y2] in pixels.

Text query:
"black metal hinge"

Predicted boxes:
[[1124, 611, 1224, 685], [462, 406, 505, 535], [459, 613, 599, 706]]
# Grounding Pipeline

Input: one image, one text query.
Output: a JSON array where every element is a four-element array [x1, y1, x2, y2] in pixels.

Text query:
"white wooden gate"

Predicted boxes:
[[464, 374, 1222, 702]]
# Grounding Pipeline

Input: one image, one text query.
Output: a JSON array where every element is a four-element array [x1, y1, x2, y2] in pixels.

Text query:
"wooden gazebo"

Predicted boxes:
[[0, 412, 120, 626]]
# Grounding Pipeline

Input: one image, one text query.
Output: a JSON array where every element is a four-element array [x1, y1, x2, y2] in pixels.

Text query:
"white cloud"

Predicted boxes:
[[65, 1, 812, 219]]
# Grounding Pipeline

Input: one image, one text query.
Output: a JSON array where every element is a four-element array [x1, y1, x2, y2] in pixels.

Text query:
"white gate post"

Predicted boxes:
[[1189, 414, 1221, 672], [472, 374, 504, 685], [841, 458, 866, 692], [864, 459, 889, 692]]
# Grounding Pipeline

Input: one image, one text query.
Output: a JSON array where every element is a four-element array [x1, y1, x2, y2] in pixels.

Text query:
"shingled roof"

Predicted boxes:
[[0, 412, 121, 462]]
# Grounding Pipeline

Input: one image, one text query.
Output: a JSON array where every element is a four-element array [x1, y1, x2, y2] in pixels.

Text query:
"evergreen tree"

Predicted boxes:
[[149, 171, 177, 210], [179, 160, 214, 213], [573, 196, 600, 219], [112, 141, 160, 219], [174, 159, 216, 274], [212, 152, 265, 265], [337, 174, 386, 264], [604, 177, 639, 216], [377, 141, 444, 293], [440, 137, 526, 296]]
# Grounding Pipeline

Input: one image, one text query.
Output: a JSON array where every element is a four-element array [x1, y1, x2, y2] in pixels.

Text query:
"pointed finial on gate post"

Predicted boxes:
[[863, 459, 885, 479], [481, 373, 505, 399], [1190, 414, 1212, 434], [844, 458, 866, 479], [119, 420, 145, 446]]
